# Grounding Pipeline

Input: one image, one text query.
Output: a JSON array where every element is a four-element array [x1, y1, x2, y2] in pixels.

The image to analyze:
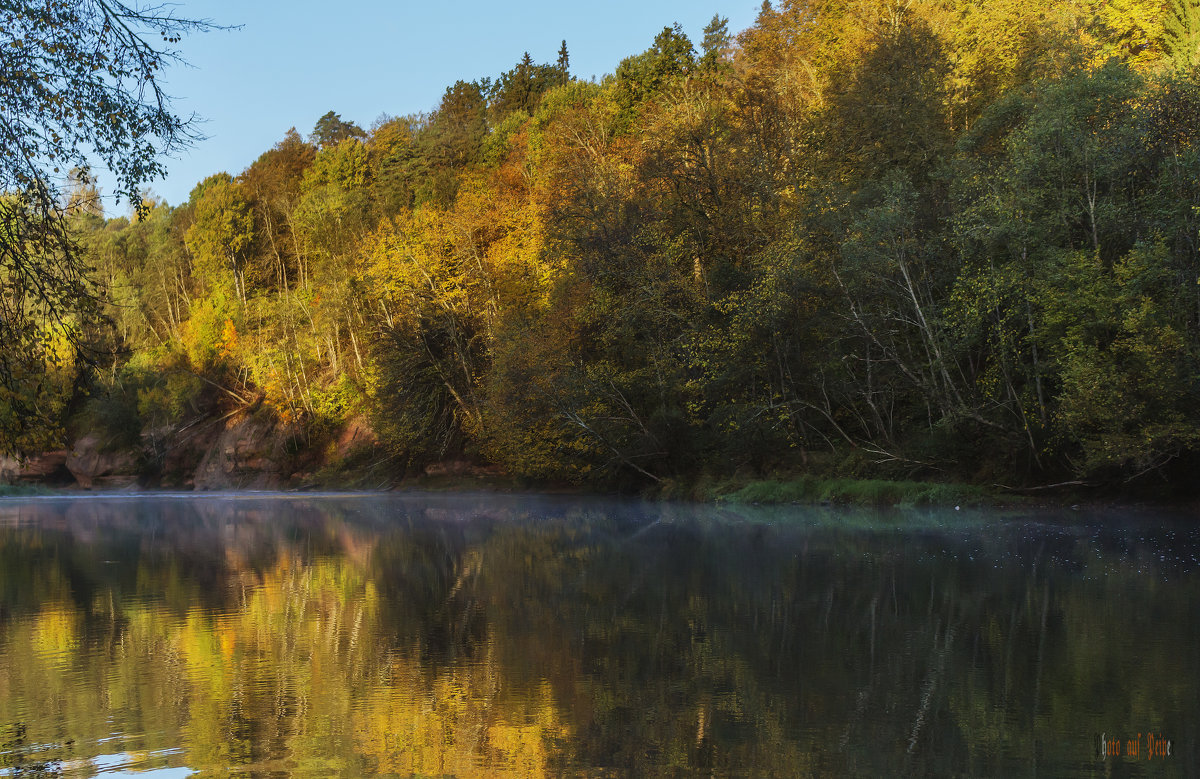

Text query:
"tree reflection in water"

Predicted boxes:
[[0, 494, 1197, 776]]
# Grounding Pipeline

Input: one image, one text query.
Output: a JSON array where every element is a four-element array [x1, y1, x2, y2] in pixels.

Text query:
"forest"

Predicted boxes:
[[6, 0, 1200, 493]]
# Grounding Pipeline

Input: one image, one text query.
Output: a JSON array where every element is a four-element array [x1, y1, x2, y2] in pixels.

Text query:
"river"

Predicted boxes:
[[0, 493, 1196, 776]]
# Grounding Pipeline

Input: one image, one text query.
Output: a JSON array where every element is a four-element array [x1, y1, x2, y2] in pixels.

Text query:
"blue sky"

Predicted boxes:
[[136, 0, 761, 208]]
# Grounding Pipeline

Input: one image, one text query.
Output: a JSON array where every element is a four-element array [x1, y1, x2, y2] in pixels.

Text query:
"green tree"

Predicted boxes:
[[184, 174, 255, 306], [0, 0, 214, 450], [291, 138, 374, 378], [490, 52, 561, 120], [948, 63, 1200, 477], [1047, 244, 1197, 474], [556, 40, 571, 83], [311, 111, 366, 149], [419, 81, 489, 205], [700, 14, 732, 70], [239, 128, 316, 292], [613, 24, 696, 128], [369, 116, 424, 217]]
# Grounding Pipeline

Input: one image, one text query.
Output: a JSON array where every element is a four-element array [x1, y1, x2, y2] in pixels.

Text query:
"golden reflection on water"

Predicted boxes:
[[0, 495, 1197, 777], [6, 552, 575, 776]]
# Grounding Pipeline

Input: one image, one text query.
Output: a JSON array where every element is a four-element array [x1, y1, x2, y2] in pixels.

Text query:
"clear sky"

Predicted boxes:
[[136, 0, 761, 208]]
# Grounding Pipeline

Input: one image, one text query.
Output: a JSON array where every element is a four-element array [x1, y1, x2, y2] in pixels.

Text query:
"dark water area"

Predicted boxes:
[[0, 493, 1196, 777]]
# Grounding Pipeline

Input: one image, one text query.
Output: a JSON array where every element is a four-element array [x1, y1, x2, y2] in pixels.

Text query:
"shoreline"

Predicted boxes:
[[3, 471, 1191, 513]]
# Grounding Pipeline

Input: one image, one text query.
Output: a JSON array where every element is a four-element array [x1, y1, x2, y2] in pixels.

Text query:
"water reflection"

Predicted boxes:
[[0, 494, 1197, 777]]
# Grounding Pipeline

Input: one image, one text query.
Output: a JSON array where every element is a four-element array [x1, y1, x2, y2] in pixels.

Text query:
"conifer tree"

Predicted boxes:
[[701, 14, 732, 69], [557, 40, 571, 83]]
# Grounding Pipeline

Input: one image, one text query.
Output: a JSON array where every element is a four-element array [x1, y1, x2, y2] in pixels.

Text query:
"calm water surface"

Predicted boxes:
[[0, 493, 1196, 777]]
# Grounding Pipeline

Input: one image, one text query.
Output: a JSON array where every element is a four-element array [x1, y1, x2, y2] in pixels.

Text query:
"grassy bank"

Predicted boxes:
[[373, 467, 1017, 507], [692, 475, 1005, 508]]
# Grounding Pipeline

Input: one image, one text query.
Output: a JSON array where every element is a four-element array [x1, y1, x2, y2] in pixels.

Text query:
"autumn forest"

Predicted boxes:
[[11, 0, 1200, 493]]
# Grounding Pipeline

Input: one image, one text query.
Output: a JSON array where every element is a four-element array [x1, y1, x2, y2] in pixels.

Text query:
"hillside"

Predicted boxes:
[[6, 1, 1200, 494]]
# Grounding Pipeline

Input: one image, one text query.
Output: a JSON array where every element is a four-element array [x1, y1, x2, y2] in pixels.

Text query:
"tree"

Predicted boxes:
[[311, 111, 366, 149], [63, 168, 103, 217], [1163, 0, 1200, 70], [0, 0, 214, 450], [821, 11, 952, 184], [239, 128, 316, 291], [419, 81, 489, 205], [613, 24, 696, 128], [368, 116, 423, 217], [184, 174, 255, 306], [363, 211, 489, 464], [1097, 0, 1164, 67], [489, 53, 560, 120], [701, 14, 732, 70], [557, 40, 571, 83]]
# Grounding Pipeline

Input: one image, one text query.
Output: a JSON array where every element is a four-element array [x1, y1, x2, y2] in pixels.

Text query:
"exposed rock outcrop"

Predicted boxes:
[[0, 451, 74, 485], [190, 413, 293, 490], [2, 410, 391, 491], [66, 435, 139, 489]]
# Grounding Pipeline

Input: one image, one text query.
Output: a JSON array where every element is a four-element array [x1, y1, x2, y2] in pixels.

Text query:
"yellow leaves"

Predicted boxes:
[[1095, 0, 1167, 68], [362, 211, 470, 320], [304, 136, 371, 191], [457, 175, 556, 311], [490, 201, 555, 307], [363, 170, 556, 334], [218, 318, 238, 359], [41, 319, 78, 373], [180, 294, 239, 370], [369, 116, 416, 161], [736, 0, 1170, 133]]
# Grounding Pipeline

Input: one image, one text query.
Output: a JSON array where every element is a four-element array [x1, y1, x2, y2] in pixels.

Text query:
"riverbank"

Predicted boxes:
[[0, 458, 1063, 510], [0, 408, 1173, 510], [703, 476, 1000, 507]]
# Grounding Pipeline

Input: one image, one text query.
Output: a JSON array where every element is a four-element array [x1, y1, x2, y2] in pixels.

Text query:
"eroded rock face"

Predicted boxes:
[[3, 412, 383, 491], [0, 451, 74, 485], [190, 413, 291, 490], [65, 436, 139, 489], [335, 416, 378, 460]]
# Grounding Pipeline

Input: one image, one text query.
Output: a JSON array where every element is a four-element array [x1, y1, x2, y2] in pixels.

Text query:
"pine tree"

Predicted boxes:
[[311, 111, 366, 149], [557, 40, 571, 83], [701, 14, 731, 69], [490, 54, 559, 119]]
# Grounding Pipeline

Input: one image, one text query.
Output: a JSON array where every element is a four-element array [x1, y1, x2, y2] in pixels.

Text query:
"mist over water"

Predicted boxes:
[[0, 494, 1196, 777]]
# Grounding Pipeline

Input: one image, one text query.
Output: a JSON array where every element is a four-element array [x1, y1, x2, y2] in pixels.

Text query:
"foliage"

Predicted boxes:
[[185, 174, 255, 302], [490, 52, 564, 121], [311, 110, 366, 149], [0, 0, 213, 452], [29, 1, 1200, 491], [1163, 0, 1200, 70]]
